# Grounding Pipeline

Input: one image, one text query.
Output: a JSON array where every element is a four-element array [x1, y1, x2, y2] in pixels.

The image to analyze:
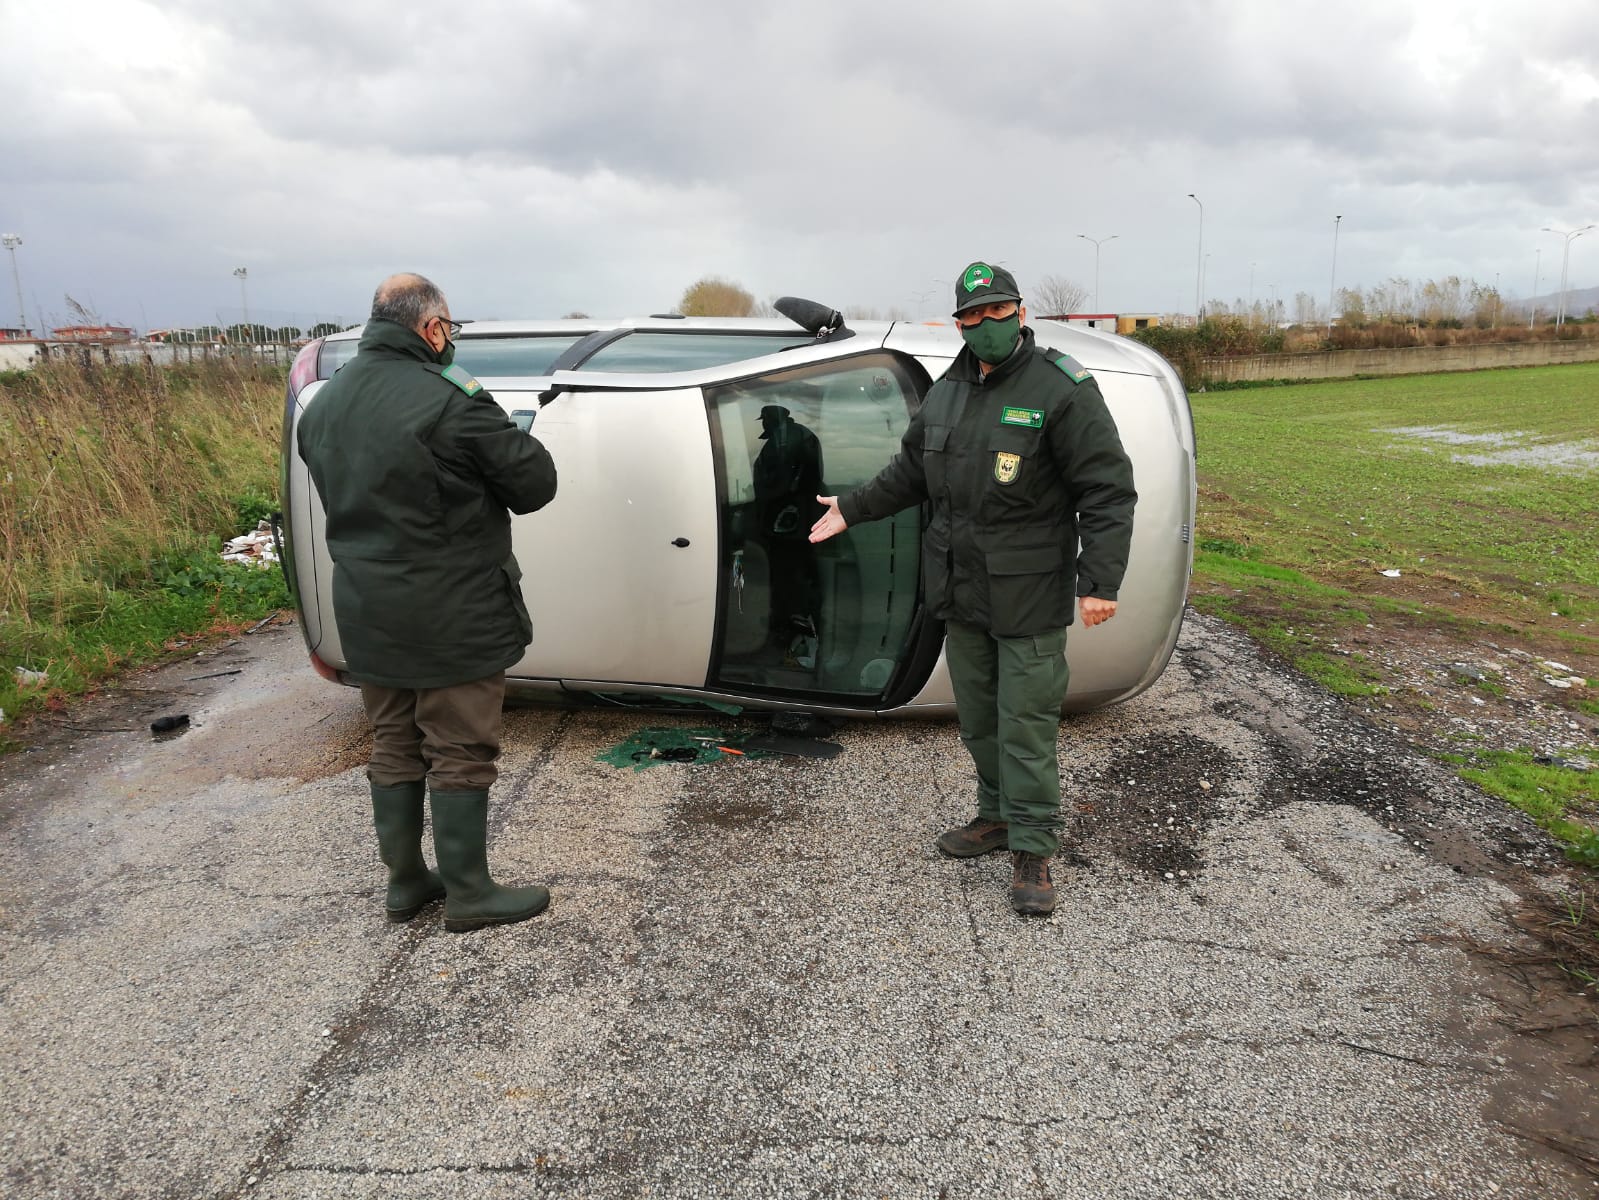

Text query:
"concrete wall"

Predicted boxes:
[[0, 342, 43, 371], [1, 341, 293, 371], [1201, 338, 1599, 383]]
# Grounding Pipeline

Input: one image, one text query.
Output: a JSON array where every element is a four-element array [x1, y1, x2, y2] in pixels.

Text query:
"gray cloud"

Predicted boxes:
[[2, 0, 1596, 328]]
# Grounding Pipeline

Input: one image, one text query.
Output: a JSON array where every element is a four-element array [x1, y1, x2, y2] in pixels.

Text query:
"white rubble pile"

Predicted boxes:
[[221, 520, 279, 568]]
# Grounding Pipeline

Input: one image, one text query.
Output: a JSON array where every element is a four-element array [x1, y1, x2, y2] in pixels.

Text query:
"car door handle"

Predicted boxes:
[[670, 537, 690, 548]]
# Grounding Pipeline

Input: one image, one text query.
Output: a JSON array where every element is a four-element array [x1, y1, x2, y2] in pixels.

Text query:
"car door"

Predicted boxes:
[[508, 387, 719, 689]]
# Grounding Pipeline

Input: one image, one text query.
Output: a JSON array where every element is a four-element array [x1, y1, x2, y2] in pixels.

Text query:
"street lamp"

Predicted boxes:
[[1187, 193, 1204, 322], [1541, 225, 1595, 327], [1076, 233, 1119, 312], [1248, 261, 1256, 325], [1326, 215, 1342, 339], [2, 234, 26, 336], [233, 266, 250, 342]]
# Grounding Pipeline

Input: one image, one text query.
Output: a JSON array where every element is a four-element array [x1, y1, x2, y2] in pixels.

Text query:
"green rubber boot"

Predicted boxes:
[[370, 780, 446, 922], [429, 790, 551, 932]]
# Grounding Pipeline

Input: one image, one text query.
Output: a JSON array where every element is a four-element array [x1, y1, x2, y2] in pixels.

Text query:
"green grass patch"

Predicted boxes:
[[1458, 751, 1599, 868], [1, 554, 288, 741], [1474, 674, 1508, 699], [1190, 551, 1389, 699]]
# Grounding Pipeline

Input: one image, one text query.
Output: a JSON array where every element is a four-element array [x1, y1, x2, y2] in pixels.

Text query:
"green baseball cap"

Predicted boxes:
[[952, 261, 1022, 315]]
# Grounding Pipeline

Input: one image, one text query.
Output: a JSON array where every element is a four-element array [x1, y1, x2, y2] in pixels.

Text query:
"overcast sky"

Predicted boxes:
[[2, 0, 1596, 332]]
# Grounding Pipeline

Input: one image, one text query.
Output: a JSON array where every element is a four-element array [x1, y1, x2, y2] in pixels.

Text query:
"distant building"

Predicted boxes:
[[0, 326, 33, 342], [52, 325, 135, 343], [1039, 312, 1161, 335]]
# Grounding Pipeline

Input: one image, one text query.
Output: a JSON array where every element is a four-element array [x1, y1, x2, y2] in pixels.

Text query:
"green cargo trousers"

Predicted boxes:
[[943, 621, 1070, 857]]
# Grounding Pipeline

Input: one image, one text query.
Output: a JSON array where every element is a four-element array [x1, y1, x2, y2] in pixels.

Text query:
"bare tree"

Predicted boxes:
[[1419, 275, 1466, 325], [1336, 287, 1367, 326], [677, 276, 756, 317], [1030, 274, 1089, 316]]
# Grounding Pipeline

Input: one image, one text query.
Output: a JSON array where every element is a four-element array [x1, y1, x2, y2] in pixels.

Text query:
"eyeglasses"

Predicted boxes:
[[433, 316, 463, 339]]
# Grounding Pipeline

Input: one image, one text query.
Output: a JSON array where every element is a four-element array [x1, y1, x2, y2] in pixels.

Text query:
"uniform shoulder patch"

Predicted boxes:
[[1052, 353, 1092, 384], [440, 363, 483, 396]]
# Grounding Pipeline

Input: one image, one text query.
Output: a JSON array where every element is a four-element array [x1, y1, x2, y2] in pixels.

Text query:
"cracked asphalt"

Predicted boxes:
[[1, 613, 1594, 1199]]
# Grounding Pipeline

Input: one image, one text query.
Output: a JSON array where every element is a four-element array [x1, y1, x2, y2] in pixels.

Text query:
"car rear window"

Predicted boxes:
[[577, 332, 812, 373], [317, 334, 587, 380]]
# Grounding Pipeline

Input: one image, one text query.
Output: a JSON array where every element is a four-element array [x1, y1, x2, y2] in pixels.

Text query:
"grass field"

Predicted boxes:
[[1189, 361, 1598, 867], [1192, 362, 1599, 622]]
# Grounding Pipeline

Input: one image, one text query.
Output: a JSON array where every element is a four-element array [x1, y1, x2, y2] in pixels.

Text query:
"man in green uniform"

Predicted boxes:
[[810, 262, 1136, 916], [297, 273, 559, 932]]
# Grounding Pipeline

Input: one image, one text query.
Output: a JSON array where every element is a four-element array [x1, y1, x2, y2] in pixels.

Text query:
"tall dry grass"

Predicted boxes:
[[0, 359, 283, 627]]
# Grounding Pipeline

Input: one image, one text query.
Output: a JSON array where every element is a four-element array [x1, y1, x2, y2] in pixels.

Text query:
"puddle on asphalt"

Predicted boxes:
[[1383, 426, 1599, 470]]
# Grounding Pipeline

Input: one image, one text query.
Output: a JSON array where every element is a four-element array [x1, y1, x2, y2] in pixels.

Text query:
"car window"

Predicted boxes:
[[706, 352, 925, 700], [578, 332, 813, 373], [318, 338, 359, 376], [316, 334, 586, 380], [455, 336, 585, 377]]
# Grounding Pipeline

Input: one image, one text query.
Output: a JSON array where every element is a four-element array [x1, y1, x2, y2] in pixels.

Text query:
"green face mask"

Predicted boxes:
[[960, 313, 1020, 364], [436, 338, 456, 367]]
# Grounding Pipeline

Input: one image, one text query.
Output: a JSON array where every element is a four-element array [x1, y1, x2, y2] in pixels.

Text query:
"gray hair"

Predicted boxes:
[[370, 273, 447, 330]]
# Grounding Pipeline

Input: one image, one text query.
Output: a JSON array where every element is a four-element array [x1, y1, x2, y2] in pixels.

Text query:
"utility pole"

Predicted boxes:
[[1326, 215, 1342, 340], [1530, 248, 1540, 328], [2, 234, 27, 336], [1076, 233, 1119, 312], [1187, 193, 1204, 323]]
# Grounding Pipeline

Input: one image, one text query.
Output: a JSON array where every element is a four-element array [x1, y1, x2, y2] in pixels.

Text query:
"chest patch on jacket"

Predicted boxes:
[[1000, 406, 1044, 429], [994, 451, 1021, 485], [1054, 355, 1092, 383], [441, 364, 483, 396]]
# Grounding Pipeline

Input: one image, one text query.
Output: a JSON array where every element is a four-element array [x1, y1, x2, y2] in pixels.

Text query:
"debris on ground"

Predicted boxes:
[[12, 667, 48, 687], [596, 726, 764, 771], [221, 520, 278, 567]]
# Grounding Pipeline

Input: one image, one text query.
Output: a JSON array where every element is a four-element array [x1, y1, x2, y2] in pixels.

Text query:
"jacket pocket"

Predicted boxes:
[[986, 544, 1072, 636], [986, 425, 1042, 489], [500, 556, 534, 646]]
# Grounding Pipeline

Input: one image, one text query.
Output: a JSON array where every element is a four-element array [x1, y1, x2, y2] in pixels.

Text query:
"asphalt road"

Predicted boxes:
[[1, 613, 1593, 1199]]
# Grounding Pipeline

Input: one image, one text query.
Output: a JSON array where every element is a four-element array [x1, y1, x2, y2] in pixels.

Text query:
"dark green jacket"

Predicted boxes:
[[840, 327, 1136, 636], [296, 318, 558, 688]]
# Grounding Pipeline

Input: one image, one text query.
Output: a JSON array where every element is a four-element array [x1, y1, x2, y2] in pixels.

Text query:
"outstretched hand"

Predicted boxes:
[[809, 496, 847, 543]]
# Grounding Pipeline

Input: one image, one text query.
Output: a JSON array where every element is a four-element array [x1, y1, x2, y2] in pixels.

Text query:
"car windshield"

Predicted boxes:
[[577, 332, 813, 373]]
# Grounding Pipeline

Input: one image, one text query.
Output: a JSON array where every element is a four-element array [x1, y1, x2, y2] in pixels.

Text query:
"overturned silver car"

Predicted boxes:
[[278, 301, 1195, 716]]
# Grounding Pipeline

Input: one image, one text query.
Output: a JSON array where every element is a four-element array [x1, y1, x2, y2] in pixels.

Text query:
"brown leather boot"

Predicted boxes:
[[936, 816, 1009, 858], [1010, 851, 1056, 916]]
